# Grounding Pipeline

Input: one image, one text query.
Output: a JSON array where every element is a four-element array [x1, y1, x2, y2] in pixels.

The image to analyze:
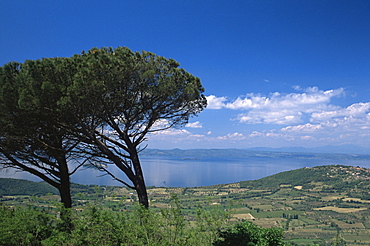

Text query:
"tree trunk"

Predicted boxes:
[[58, 154, 72, 208], [131, 152, 149, 208], [58, 158, 74, 232], [134, 176, 149, 208], [58, 182, 74, 232], [59, 177, 72, 208]]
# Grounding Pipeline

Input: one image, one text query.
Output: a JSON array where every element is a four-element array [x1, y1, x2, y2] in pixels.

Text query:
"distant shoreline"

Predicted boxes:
[[141, 148, 370, 161]]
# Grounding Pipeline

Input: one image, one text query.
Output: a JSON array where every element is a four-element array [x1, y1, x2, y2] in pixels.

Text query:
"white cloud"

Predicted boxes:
[[249, 131, 264, 137], [223, 87, 343, 110], [282, 123, 323, 132], [300, 135, 314, 140], [189, 134, 205, 138], [207, 87, 344, 125], [238, 110, 303, 125], [185, 121, 203, 128], [151, 119, 170, 130], [150, 128, 191, 136], [277, 102, 370, 136], [225, 94, 268, 110], [265, 132, 282, 138], [147, 87, 370, 149], [248, 131, 293, 140], [206, 95, 227, 109], [275, 101, 370, 146], [292, 85, 302, 91], [311, 102, 370, 122], [217, 132, 246, 140]]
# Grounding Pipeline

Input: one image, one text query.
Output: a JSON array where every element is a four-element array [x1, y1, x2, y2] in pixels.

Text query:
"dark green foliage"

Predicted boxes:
[[0, 178, 107, 198], [0, 58, 82, 208], [240, 167, 325, 188], [0, 47, 207, 209], [43, 206, 132, 245], [0, 178, 58, 196], [0, 205, 53, 245], [213, 221, 286, 246], [57, 47, 207, 207], [0, 200, 233, 245]]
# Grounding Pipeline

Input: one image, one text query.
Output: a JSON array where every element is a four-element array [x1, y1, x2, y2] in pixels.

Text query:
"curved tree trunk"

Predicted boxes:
[[131, 152, 149, 208], [57, 152, 73, 208], [134, 176, 149, 208]]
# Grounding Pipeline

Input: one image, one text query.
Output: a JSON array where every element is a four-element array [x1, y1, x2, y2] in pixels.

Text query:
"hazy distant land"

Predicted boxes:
[[141, 147, 370, 160]]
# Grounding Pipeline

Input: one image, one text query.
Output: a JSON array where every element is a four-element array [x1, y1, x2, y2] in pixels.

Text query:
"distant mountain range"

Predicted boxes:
[[248, 144, 370, 155], [141, 145, 370, 160]]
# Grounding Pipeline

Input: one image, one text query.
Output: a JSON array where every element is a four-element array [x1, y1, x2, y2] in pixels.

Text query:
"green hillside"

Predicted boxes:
[[240, 164, 370, 191], [0, 178, 110, 197], [0, 178, 58, 196]]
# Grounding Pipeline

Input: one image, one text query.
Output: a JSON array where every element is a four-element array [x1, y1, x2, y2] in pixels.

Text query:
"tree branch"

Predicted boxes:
[[1, 151, 60, 188]]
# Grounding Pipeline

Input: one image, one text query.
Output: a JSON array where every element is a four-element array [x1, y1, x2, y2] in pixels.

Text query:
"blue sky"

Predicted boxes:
[[1, 1, 369, 149]]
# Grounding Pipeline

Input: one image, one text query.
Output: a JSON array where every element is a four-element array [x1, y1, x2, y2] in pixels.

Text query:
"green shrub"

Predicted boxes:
[[0, 205, 53, 245], [213, 221, 286, 246], [0, 199, 268, 245]]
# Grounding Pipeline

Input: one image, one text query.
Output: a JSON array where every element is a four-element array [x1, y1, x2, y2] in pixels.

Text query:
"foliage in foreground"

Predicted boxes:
[[0, 199, 287, 246], [214, 221, 285, 246], [0, 205, 53, 245]]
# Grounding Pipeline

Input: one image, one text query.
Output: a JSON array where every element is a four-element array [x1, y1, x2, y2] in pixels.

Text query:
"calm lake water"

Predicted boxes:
[[2, 155, 370, 187]]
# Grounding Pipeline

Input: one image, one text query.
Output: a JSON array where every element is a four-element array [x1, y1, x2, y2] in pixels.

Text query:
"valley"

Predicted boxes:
[[1, 165, 370, 245]]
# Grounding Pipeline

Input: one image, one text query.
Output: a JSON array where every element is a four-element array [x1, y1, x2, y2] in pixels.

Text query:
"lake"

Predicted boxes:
[[2, 155, 370, 187]]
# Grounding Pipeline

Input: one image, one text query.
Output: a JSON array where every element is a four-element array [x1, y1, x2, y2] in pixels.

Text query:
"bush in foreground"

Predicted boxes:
[[213, 221, 285, 246], [0, 206, 53, 245], [0, 202, 287, 245]]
